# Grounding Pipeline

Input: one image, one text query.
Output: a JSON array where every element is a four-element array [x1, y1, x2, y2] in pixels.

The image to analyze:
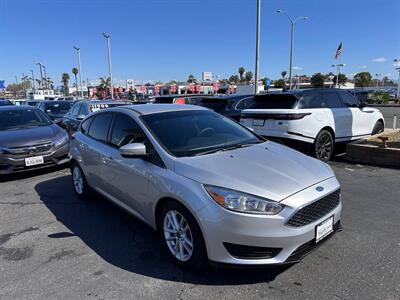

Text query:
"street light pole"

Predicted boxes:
[[102, 33, 113, 100], [394, 59, 400, 99], [42, 65, 47, 89], [277, 10, 308, 90], [30, 70, 36, 91], [74, 46, 83, 98], [36, 62, 43, 89], [254, 0, 261, 95]]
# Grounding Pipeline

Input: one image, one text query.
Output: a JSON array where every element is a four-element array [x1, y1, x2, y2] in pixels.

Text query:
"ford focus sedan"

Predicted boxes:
[[70, 104, 342, 269], [0, 106, 69, 174]]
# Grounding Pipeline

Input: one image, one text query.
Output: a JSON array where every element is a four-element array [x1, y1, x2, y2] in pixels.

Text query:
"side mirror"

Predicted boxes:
[[359, 101, 368, 108], [76, 115, 86, 121], [119, 143, 147, 158]]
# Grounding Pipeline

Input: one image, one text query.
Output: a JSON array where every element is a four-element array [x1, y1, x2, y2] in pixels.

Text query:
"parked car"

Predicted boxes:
[[27, 100, 40, 107], [240, 88, 385, 162], [70, 104, 342, 269], [0, 106, 69, 174], [153, 94, 214, 104], [197, 94, 254, 121], [61, 100, 129, 135], [0, 99, 13, 106], [37, 100, 74, 123]]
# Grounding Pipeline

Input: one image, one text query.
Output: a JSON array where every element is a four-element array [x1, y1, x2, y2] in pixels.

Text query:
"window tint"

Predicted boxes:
[[80, 117, 93, 134], [71, 104, 81, 116], [87, 113, 114, 142], [297, 93, 322, 108], [321, 92, 344, 108], [249, 94, 298, 109], [110, 114, 146, 147], [236, 97, 254, 110], [339, 92, 360, 107], [78, 104, 89, 116]]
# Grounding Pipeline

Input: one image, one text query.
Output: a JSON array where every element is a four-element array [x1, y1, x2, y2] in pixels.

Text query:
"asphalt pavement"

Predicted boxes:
[[0, 161, 399, 300], [374, 105, 400, 129]]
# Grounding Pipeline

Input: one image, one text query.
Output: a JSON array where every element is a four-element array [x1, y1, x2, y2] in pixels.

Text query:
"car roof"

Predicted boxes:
[[118, 104, 208, 115], [0, 105, 37, 111], [76, 100, 129, 105]]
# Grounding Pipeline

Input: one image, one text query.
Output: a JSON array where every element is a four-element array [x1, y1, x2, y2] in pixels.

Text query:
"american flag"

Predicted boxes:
[[335, 42, 343, 59]]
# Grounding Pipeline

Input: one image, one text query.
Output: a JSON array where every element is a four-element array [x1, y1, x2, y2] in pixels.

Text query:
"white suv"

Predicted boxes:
[[240, 89, 384, 161]]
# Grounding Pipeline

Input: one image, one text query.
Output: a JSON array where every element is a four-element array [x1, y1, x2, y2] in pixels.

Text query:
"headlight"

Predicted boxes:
[[204, 185, 283, 215], [54, 135, 69, 148]]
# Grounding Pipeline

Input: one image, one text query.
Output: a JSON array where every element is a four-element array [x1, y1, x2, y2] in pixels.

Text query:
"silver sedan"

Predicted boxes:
[[69, 104, 342, 269]]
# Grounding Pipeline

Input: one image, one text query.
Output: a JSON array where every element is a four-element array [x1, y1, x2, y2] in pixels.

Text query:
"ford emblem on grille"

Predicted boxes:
[[316, 186, 324, 192]]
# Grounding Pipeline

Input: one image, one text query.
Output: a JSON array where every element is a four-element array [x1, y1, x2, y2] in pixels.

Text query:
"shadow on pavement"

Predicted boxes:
[[35, 175, 292, 285], [0, 164, 67, 183]]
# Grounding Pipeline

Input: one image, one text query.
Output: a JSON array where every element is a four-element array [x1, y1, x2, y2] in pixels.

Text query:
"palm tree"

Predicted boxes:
[[245, 71, 253, 84], [72, 67, 79, 96], [61, 73, 70, 96], [238, 67, 245, 83], [281, 71, 287, 80], [98, 77, 111, 98]]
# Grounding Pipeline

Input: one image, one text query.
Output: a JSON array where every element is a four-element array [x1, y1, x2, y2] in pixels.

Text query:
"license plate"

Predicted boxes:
[[25, 156, 44, 166], [315, 216, 334, 243], [252, 119, 265, 126]]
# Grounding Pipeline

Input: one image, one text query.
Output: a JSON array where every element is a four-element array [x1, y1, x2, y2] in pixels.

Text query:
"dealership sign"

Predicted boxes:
[[202, 71, 212, 82], [0, 80, 5, 90]]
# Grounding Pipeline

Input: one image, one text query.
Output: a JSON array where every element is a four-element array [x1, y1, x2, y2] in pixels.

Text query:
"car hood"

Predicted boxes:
[[173, 141, 335, 201], [0, 124, 64, 148]]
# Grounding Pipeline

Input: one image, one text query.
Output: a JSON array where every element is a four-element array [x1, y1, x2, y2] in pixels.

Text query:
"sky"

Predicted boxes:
[[0, 0, 399, 86]]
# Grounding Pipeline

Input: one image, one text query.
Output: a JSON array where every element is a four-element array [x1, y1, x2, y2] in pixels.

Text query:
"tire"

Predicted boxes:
[[157, 201, 207, 270], [314, 130, 334, 162], [372, 121, 384, 135], [70, 161, 91, 200]]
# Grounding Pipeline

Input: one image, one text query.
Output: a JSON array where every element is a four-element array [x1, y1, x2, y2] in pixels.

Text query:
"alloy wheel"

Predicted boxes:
[[316, 133, 333, 161], [163, 210, 194, 262], [72, 166, 84, 195]]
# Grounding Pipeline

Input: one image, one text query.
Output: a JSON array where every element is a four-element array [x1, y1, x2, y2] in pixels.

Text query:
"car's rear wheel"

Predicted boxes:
[[314, 130, 334, 162], [372, 121, 384, 135], [71, 161, 90, 200], [158, 201, 207, 270]]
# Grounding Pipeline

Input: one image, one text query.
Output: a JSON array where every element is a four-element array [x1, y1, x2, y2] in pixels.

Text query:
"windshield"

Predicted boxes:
[[0, 100, 13, 106], [248, 94, 299, 109], [141, 110, 262, 157], [0, 109, 52, 131], [44, 102, 72, 114]]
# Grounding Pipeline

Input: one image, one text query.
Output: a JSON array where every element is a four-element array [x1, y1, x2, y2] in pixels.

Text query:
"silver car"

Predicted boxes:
[[70, 104, 342, 269]]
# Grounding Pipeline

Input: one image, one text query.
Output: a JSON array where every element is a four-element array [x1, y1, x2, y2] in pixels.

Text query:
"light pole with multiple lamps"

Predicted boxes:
[[73, 46, 83, 98], [277, 10, 308, 90], [102, 32, 113, 100], [331, 63, 345, 87]]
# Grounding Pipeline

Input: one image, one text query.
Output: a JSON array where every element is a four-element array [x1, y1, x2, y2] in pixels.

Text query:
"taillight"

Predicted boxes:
[[241, 113, 310, 120], [174, 98, 186, 104], [275, 113, 311, 120]]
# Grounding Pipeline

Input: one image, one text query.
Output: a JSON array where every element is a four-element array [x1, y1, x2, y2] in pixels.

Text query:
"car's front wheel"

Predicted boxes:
[[372, 121, 384, 135], [158, 201, 207, 270], [314, 130, 334, 162], [71, 161, 90, 200]]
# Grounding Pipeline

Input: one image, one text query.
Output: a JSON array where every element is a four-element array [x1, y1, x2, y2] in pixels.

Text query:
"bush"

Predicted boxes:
[[368, 91, 390, 104]]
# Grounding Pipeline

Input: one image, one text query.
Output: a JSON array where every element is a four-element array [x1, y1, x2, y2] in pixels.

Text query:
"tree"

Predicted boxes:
[[61, 73, 70, 95], [98, 77, 111, 98], [187, 74, 196, 83], [354, 72, 372, 87], [310, 73, 325, 88], [228, 75, 239, 84], [332, 74, 348, 87], [245, 71, 253, 84], [238, 67, 245, 83], [72, 67, 79, 96], [281, 71, 287, 80], [273, 79, 286, 88]]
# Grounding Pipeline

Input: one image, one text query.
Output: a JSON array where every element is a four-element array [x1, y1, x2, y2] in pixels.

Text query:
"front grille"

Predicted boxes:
[[6, 143, 53, 157], [223, 242, 282, 259], [286, 221, 341, 262], [286, 189, 341, 227]]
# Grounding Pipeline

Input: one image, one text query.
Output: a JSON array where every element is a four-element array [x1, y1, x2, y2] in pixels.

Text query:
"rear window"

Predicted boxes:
[[248, 94, 299, 109], [154, 97, 174, 104]]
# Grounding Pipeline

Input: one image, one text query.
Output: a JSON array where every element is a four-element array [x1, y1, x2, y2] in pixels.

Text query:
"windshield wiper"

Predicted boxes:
[[193, 141, 263, 156]]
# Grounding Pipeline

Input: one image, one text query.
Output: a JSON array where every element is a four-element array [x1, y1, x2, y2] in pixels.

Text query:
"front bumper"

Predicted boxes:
[[196, 176, 342, 265], [0, 143, 69, 174]]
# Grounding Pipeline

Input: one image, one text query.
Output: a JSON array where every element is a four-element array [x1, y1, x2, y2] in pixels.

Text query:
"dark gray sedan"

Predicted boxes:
[[0, 106, 69, 174]]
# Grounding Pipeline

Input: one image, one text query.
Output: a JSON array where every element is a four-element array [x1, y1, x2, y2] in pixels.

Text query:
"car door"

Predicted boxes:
[[338, 91, 372, 137], [319, 91, 352, 140], [82, 112, 114, 189], [98, 112, 163, 218]]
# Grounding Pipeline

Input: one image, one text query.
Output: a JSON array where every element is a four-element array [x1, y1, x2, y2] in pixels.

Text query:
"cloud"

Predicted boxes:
[[372, 57, 387, 63], [292, 66, 302, 70]]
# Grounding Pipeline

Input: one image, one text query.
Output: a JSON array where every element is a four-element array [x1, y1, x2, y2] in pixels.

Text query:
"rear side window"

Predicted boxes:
[[71, 104, 81, 116], [248, 94, 298, 109], [87, 113, 114, 142], [235, 97, 254, 110], [297, 93, 322, 108], [321, 92, 344, 108], [339, 92, 360, 108], [80, 117, 93, 134], [110, 114, 146, 147]]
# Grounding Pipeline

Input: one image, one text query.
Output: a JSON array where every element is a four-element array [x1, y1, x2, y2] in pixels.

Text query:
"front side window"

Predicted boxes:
[[141, 110, 261, 157], [339, 92, 360, 108], [87, 113, 114, 142], [80, 117, 93, 134], [249, 94, 299, 109], [71, 104, 81, 116], [110, 114, 146, 147]]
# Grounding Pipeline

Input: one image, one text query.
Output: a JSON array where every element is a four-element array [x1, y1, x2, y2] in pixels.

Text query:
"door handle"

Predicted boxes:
[[104, 155, 113, 160]]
